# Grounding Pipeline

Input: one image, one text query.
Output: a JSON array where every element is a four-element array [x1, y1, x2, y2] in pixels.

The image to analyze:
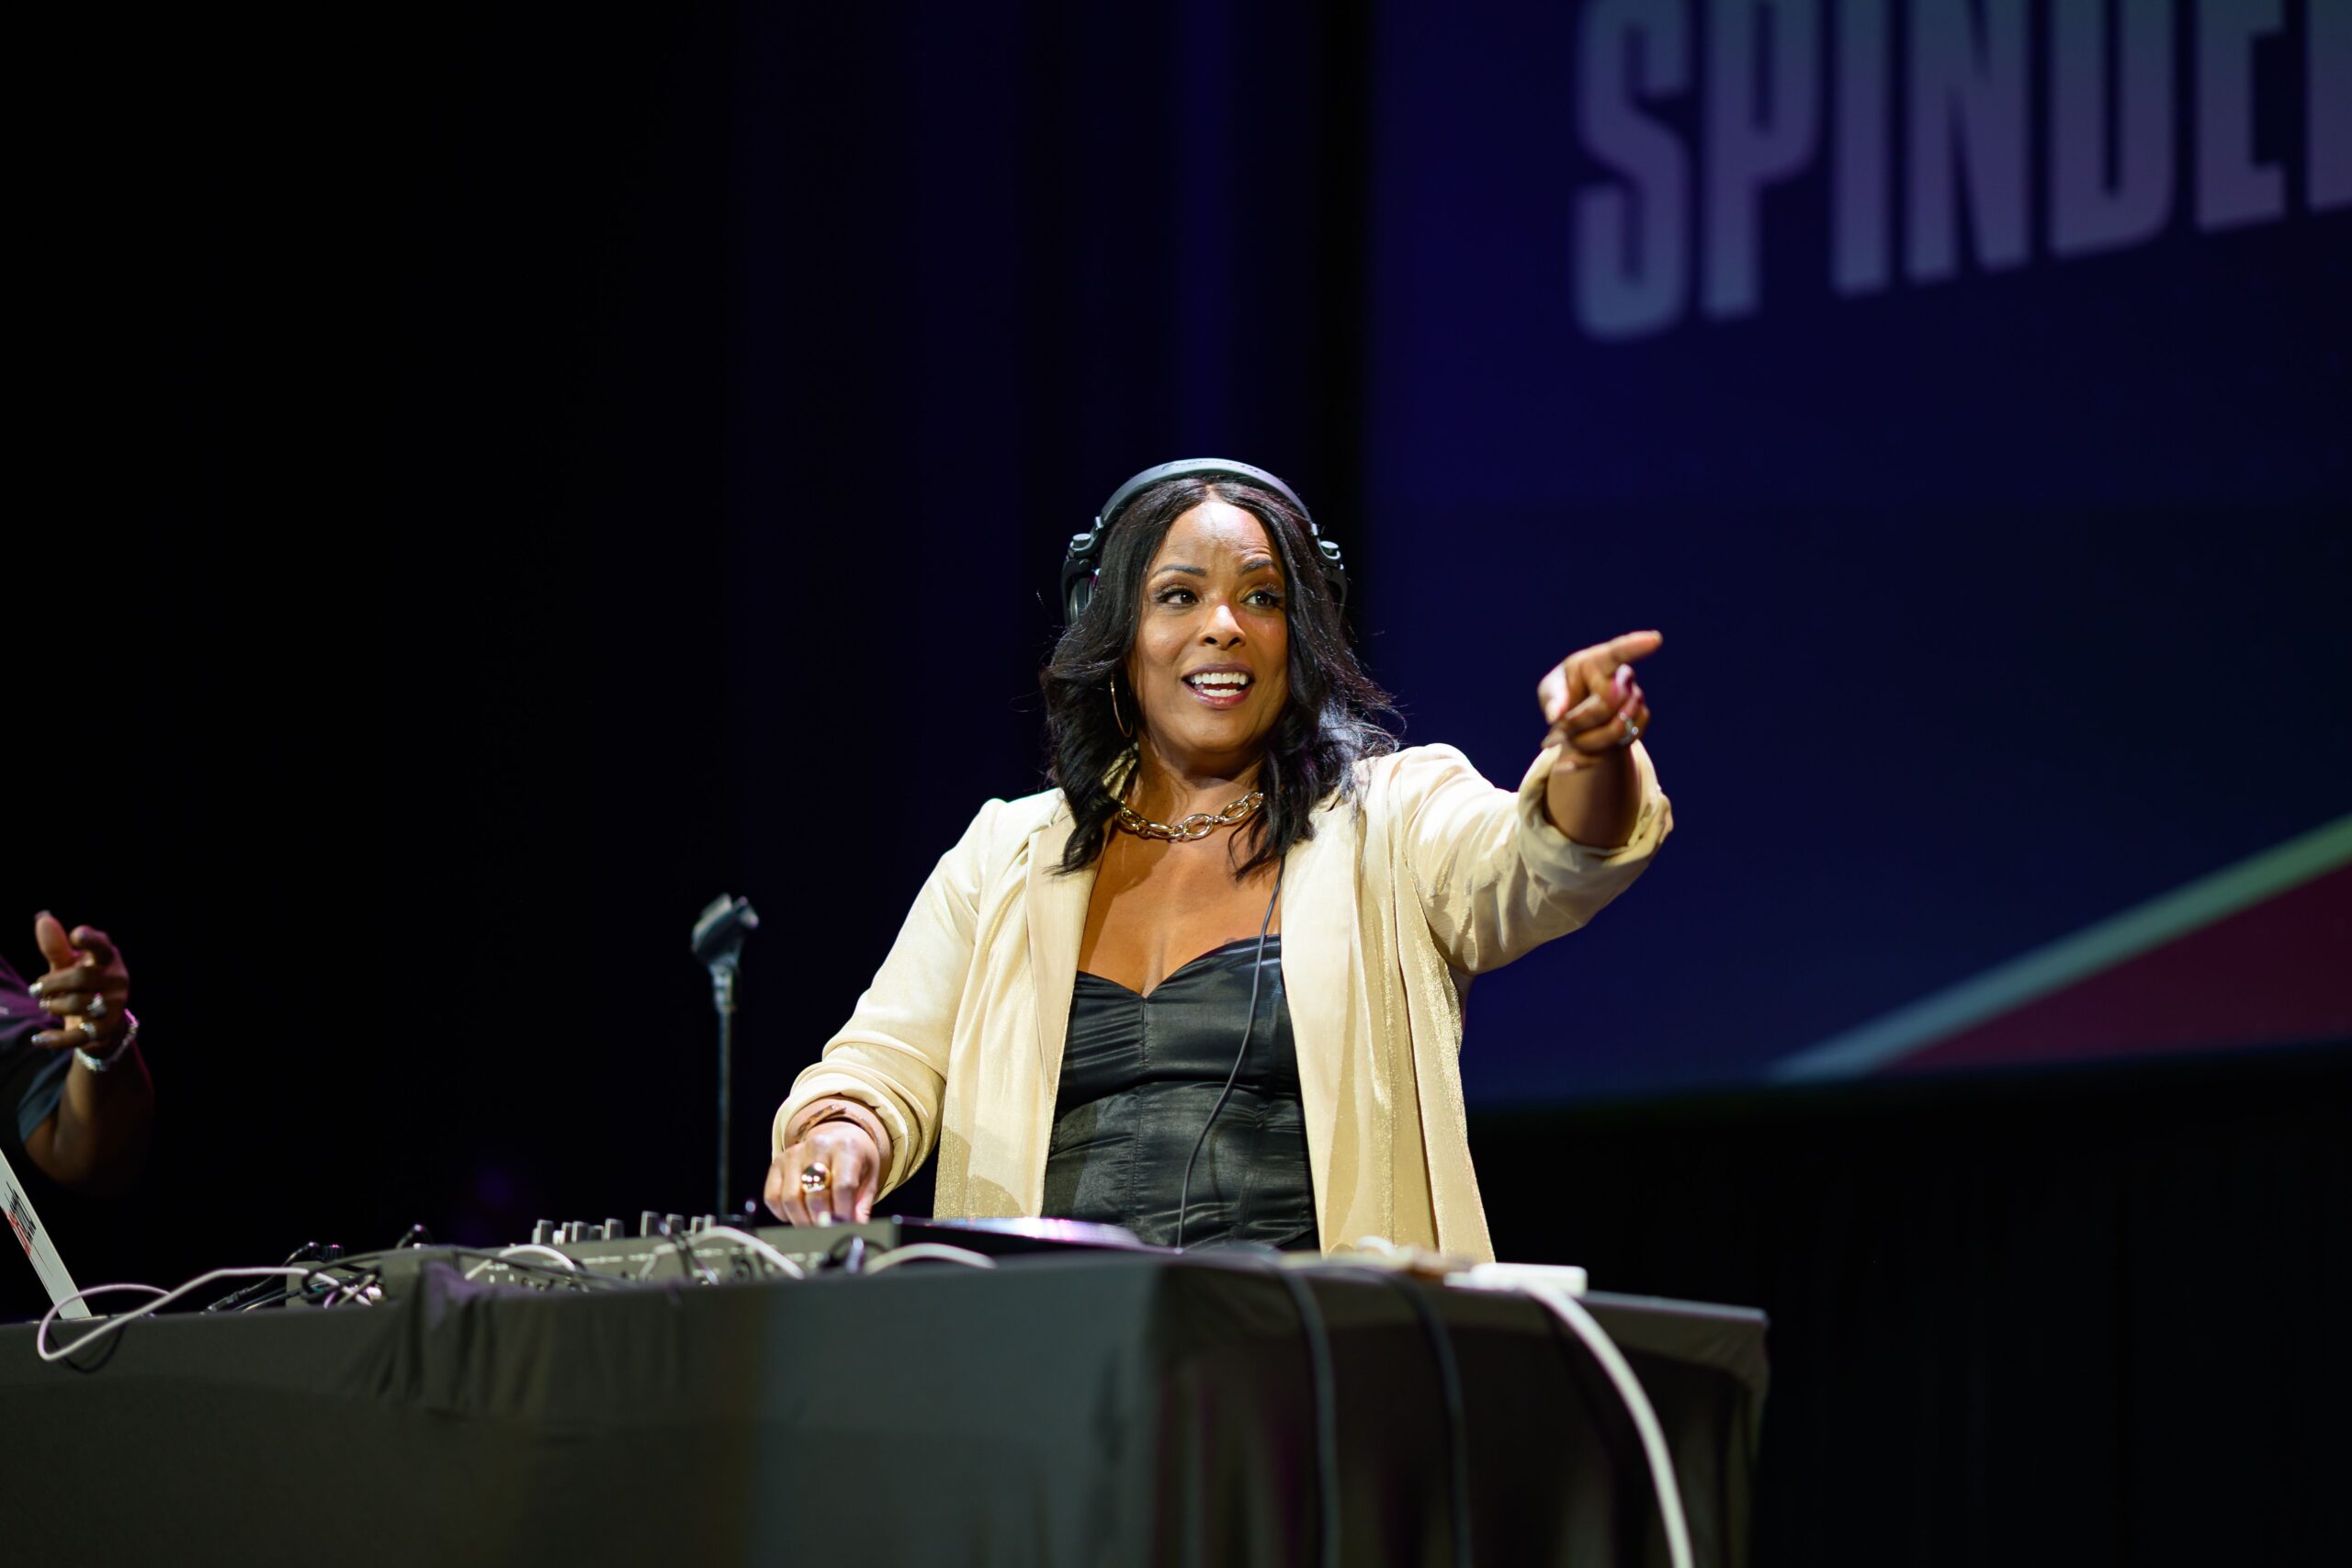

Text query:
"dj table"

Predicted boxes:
[[0, 1253, 1766, 1566]]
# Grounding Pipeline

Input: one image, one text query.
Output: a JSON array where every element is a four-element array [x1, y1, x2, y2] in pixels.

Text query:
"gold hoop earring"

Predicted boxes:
[[1109, 681, 1134, 739]]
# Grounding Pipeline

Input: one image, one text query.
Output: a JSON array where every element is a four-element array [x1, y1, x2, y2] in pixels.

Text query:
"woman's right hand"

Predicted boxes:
[[765, 1119, 884, 1225]]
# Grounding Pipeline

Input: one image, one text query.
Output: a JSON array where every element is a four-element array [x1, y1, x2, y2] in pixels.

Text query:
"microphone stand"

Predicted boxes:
[[692, 894, 760, 1216]]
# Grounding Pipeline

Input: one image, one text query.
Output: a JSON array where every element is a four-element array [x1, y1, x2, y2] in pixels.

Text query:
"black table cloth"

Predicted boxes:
[[0, 1253, 1765, 1566]]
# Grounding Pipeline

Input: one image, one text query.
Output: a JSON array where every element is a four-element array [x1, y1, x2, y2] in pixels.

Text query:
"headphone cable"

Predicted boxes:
[[1173, 859, 1283, 1252]]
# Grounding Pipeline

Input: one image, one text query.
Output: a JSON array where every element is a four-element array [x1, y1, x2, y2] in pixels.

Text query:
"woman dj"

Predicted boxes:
[[764, 460, 1669, 1260]]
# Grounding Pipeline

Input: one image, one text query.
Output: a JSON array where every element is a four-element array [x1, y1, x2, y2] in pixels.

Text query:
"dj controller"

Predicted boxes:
[[365, 1214, 1153, 1297]]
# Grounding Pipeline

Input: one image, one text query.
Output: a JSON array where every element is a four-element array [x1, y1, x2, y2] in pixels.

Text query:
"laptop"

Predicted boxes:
[[2, 1140, 91, 1320]]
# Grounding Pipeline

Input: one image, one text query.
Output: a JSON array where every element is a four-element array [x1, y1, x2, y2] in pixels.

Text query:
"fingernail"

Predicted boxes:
[[26, 978, 44, 997]]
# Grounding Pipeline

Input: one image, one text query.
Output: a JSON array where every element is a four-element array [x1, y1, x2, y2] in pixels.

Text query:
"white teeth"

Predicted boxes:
[[1186, 671, 1250, 689]]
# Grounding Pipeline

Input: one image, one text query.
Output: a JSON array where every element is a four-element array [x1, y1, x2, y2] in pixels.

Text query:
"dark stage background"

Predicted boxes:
[[12, 5, 2349, 1563]]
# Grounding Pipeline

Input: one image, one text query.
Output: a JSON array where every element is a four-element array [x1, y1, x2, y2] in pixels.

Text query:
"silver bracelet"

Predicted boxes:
[[75, 1010, 139, 1074]]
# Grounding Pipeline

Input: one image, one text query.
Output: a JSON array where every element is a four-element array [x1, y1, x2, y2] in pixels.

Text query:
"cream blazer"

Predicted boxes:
[[774, 740, 1670, 1262]]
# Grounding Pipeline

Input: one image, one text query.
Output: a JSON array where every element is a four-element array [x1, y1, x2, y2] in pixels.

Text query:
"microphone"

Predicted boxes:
[[693, 894, 760, 971], [694, 894, 760, 1215]]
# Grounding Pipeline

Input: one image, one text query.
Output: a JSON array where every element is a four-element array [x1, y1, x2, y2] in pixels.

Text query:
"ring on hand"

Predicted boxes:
[[1617, 713, 1642, 747], [85, 995, 107, 1021], [799, 1161, 837, 1225]]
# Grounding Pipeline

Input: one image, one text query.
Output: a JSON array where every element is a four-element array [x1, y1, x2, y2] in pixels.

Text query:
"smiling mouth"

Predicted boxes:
[[1182, 671, 1253, 705]]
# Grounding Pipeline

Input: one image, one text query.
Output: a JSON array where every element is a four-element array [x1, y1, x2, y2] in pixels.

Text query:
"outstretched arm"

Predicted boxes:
[[1536, 629, 1661, 849], [1400, 629, 1670, 975], [23, 912, 153, 1193]]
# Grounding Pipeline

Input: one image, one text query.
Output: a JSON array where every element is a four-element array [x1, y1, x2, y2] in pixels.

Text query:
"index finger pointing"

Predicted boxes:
[[33, 912, 75, 971], [1606, 629, 1664, 665]]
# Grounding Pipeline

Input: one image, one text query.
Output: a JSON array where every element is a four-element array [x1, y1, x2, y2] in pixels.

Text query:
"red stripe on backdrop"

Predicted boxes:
[[1893, 863, 2352, 1073]]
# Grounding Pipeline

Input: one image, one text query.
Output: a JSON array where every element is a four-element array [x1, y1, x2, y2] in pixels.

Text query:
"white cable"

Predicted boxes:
[[859, 1243, 996, 1274], [1514, 1279, 1692, 1568], [324, 1277, 382, 1308], [665, 1234, 721, 1286], [693, 1224, 807, 1279], [461, 1244, 582, 1281], [36, 1269, 311, 1364], [58, 1283, 166, 1314]]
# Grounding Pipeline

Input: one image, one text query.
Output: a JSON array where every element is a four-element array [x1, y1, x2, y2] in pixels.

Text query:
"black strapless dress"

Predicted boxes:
[[1043, 935, 1318, 1251]]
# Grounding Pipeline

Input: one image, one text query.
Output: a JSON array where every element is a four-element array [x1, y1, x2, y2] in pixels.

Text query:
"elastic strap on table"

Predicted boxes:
[[1376, 1273, 1474, 1568], [1268, 1266, 1340, 1568]]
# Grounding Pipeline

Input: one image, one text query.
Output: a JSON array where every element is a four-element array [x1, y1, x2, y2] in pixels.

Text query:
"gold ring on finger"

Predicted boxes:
[[798, 1161, 832, 1195]]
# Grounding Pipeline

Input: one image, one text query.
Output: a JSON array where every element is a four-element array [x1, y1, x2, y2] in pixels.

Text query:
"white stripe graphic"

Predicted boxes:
[[1770, 812, 2352, 1081]]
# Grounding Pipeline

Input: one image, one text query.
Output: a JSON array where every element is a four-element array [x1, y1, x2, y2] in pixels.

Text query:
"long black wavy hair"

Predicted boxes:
[[1041, 474, 1396, 876]]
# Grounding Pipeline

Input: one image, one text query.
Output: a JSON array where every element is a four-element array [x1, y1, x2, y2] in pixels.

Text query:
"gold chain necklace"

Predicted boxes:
[[1113, 787, 1266, 842]]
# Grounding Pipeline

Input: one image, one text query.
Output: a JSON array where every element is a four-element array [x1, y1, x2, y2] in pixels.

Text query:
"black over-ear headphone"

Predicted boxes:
[[1059, 458, 1349, 629]]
